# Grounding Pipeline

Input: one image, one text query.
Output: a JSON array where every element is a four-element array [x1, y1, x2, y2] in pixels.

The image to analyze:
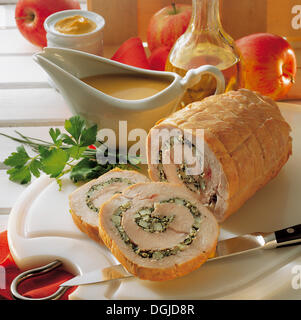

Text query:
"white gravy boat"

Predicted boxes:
[[33, 47, 225, 147]]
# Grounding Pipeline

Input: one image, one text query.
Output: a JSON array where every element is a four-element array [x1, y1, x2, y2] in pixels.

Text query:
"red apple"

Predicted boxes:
[[112, 37, 150, 69], [15, 0, 81, 47], [148, 46, 170, 71], [236, 33, 297, 100], [147, 3, 192, 53]]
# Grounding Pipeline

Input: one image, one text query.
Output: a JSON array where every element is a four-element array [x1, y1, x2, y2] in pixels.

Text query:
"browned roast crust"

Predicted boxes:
[[100, 227, 217, 281], [216, 138, 292, 221], [70, 208, 101, 243], [147, 89, 292, 222]]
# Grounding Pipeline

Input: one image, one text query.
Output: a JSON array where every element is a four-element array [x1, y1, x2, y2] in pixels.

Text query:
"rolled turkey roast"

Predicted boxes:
[[147, 89, 292, 222], [99, 182, 219, 281], [69, 168, 149, 242]]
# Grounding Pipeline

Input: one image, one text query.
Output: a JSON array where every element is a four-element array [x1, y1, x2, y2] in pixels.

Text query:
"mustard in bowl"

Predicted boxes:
[[44, 10, 105, 56]]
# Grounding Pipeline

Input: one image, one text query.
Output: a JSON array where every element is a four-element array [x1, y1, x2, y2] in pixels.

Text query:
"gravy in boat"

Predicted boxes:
[[81, 74, 171, 100]]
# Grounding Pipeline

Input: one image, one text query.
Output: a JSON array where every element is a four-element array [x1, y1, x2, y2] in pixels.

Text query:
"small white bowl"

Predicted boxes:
[[44, 9, 105, 56]]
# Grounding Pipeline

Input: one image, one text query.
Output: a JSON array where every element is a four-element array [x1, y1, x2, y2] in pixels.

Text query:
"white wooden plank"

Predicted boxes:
[[0, 4, 15, 28], [0, 28, 39, 54], [0, 88, 72, 126], [0, 214, 9, 232], [0, 126, 64, 164], [0, 1, 18, 4], [0, 170, 29, 214], [0, 55, 49, 85]]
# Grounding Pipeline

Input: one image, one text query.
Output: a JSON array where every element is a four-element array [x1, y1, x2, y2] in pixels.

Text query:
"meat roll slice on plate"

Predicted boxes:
[[69, 168, 149, 242], [99, 182, 219, 281], [147, 89, 292, 222]]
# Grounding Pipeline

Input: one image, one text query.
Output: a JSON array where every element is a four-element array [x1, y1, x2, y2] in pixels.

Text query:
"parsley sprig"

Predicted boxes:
[[1, 116, 140, 189]]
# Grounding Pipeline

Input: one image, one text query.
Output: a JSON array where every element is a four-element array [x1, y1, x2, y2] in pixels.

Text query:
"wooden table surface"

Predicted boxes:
[[0, 0, 300, 235]]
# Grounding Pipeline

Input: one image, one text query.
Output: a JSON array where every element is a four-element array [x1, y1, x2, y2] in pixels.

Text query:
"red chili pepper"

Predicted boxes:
[[88, 145, 96, 150]]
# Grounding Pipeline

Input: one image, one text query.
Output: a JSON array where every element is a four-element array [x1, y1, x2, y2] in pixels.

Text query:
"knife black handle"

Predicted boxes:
[[275, 224, 301, 247]]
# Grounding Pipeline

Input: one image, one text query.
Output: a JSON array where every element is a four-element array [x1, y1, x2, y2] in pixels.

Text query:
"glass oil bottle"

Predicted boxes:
[[165, 0, 242, 106]]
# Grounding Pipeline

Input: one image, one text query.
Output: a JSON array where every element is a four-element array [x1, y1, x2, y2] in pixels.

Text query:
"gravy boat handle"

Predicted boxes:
[[180, 65, 225, 95]]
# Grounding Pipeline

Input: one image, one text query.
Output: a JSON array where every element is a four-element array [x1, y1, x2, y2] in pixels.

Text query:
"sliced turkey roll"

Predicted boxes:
[[99, 182, 219, 281], [69, 168, 149, 242], [147, 89, 292, 222]]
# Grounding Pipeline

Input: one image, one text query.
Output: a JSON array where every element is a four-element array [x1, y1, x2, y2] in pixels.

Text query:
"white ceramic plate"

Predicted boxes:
[[7, 102, 301, 300]]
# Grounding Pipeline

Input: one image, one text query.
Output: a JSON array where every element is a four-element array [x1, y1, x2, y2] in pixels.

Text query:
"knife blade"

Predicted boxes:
[[60, 224, 301, 287]]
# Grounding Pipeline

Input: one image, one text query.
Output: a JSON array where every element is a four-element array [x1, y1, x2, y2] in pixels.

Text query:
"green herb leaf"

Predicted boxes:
[[29, 159, 42, 178], [70, 158, 118, 182], [67, 145, 87, 159], [7, 166, 31, 184], [57, 133, 76, 146], [40, 148, 69, 178], [38, 145, 50, 158], [4, 145, 30, 168], [49, 128, 62, 146], [70, 158, 97, 182], [80, 124, 97, 147], [64, 116, 85, 143], [0, 115, 141, 189]]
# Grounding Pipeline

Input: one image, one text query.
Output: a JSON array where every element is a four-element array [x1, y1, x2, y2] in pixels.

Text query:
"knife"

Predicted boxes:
[[60, 223, 301, 287], [10, 224, 301, 300]]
